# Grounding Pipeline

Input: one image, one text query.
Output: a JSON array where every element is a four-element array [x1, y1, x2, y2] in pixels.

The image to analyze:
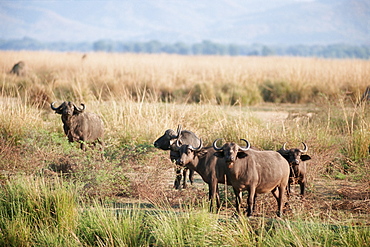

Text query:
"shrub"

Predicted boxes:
[[189, 82, 216, 103], [259, 80, 301, 103], [216, 82, 262, 106]]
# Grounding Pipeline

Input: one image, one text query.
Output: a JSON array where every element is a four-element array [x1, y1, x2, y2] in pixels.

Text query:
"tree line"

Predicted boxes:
[[1, 37, 369, 59]]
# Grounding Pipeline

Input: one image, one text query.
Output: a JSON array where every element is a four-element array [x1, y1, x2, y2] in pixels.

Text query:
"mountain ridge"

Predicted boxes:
[[1, 0, 369, 45]]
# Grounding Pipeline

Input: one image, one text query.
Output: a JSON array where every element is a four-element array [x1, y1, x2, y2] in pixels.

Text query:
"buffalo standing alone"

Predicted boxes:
[[10, 61, 27, 76], [51, 101, 104, 153]]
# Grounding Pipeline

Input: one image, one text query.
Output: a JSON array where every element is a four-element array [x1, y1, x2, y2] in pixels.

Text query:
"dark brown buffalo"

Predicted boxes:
[[176, 140, 228, 211], [153, 125, 200, 189], [213, 139, 290, 217], [51, 101, 104, 152], [277, 142, 311, 196], [10, 61, 27, 76]]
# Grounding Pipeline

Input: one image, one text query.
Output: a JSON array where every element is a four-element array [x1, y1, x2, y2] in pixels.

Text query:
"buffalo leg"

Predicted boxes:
[[209, 182, 219, 212], [98, 139, 105, 158], [215, 186, 221, 210], [188, 169, 194, 185], [277, 185, 286, 217], [247, 188, 256, 217], [287, 177, 294, 194], [181, 168, 194, 189], [80, 140, 86, 151], [286, 185, 291, 200], [182, 168, 188, 188], [271, 187, 279, 202], [174, 167, 182, 189], [233, 187, 243, 215], [299, 181, 305, 196]]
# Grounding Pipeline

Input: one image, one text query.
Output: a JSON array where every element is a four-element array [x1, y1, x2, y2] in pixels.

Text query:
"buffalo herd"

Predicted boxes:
[[50, 101, 311, 217], [154, 125, 312, 217]]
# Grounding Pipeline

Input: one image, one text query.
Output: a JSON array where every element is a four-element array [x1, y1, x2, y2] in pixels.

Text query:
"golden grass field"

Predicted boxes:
[[0, 51, 369, 224], [2, 50, 370, 103]]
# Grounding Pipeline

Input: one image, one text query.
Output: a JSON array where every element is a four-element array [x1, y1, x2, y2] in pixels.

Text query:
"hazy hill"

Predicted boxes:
[[1, 0, 369, 45]]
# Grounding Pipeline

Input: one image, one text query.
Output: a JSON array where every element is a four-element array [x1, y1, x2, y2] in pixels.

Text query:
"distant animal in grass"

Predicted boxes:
[[9, 61, 27, 76]]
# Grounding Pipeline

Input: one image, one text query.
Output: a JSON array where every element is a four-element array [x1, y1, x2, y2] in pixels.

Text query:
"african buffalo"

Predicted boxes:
[[153, 125, 200, 189], [51, 101, 104, 152], [176, 139, 229, 211], [277, 142, 311, 196], [213, 139, 290, 217], [10, 61, 27, 76]]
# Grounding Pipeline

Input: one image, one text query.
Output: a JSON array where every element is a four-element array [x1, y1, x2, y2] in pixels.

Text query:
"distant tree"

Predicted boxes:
[[161, 44, 177, 54], [201, 40, 227, 55], [145, 40, 162, 53], [1, 37, 369, 59], [93, 40, 114, 52], [133, 43, 145, 53], [201, 40, 215, 55], [261, 46, 275, 56], [174, 42, 190, 55], [217, 44, 228, 55], [192, 43, 203, 55], [228, 44, 240, 56]]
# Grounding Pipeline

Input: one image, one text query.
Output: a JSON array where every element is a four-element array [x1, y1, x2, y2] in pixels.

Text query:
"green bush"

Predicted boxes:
[[259, 80, 301, 103], [216, 83, 262, 106], [189, 82, 216, 103]]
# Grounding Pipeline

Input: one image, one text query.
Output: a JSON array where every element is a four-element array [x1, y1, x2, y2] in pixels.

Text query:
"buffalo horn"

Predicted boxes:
[[282, 142, 288, 150], [175, 124, 182, 139], [239, 139, 251, 151], [175, 138, 182, 148], [189, 139, 203, 151], [74, 103, 85, 112], [212, 138, 223, 151], [51, 101, 62, 111], [300, 142, 308, 153]]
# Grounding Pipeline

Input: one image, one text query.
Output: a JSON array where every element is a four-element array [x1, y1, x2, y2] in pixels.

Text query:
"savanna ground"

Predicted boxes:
[[0, 51, 369, 246]]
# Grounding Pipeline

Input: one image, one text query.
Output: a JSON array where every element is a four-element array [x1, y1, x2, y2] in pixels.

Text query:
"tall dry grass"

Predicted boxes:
[[1, 51, 369, 164], [2, 51, 369, 105]]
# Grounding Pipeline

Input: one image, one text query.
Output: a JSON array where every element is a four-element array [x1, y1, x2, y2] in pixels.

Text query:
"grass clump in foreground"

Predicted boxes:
[[0, 176, 369, 246]]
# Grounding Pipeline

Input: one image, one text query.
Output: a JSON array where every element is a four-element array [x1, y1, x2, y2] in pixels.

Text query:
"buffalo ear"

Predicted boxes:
[[301, 154, 311, 161], [54, 108, 63, 114], [213, 151, 224, 158], [237, 151, 248, 159], [73, 107, 81, 115]]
